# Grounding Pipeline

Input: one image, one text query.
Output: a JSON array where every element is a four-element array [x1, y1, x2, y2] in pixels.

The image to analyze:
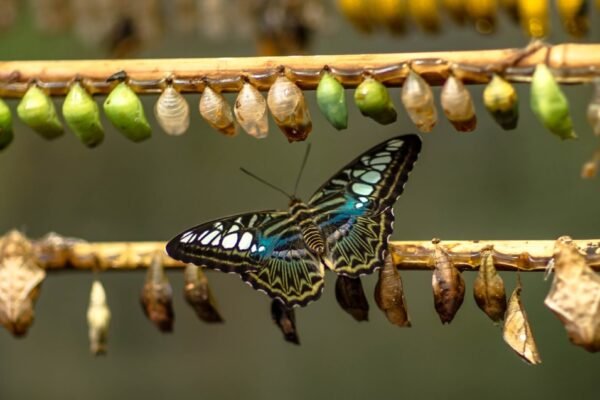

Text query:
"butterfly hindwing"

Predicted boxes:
[[309, 135, 421, 277], [167, 211, 325, 307]]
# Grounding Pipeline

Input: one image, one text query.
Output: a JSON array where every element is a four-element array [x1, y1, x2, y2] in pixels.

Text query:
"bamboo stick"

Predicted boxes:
[[1, 43, 600, 98], [34, 236, 600, 272]]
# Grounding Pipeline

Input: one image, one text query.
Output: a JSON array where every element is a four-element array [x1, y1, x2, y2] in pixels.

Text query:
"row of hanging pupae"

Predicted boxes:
[[0, 64, 596, 149], [338, 0, 591, 38]]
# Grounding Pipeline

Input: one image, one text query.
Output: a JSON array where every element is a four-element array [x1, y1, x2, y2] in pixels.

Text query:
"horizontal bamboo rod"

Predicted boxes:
[[34, 238, 600, 272], [1, 43, 600, 97]]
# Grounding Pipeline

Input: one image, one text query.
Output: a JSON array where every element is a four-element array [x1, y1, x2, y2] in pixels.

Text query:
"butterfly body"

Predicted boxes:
[[167, 135, 422, 308]]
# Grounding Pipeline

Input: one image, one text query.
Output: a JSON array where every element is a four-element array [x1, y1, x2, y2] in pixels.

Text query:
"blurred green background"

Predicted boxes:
[[0, 2, 599, 399]]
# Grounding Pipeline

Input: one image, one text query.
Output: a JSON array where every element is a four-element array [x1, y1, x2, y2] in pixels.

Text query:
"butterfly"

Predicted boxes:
[[166, 134, 422, 308]]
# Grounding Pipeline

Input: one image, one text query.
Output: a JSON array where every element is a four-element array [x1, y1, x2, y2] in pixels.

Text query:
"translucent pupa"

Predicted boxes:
[[140, 252, 174, 333], [199, 85, 236, 136], [401, 70, 437, 132], [267, 75, 312, 142], [87, 280, 111, 355], [432, 242, 465, 324], [154, 85, 190, 136], [441, 75, 477, 132], [374, 255, 411, 327], [473, 248, 507, 323], [234, 82, 269, 139]]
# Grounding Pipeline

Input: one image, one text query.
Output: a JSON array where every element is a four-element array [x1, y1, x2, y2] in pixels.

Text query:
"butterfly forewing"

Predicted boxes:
[[309, 135, 421, 277]]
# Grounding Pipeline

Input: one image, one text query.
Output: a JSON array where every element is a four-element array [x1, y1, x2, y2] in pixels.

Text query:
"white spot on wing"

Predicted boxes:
[[352, 182, 374, 196], [361, 171, 381, 184], [251, 244, 258, 253], [222, 233, 238, 249], [228, 224, 240, 233], [214, 222, 224, 231], [370, 155, 392, 165], [373, 164, 386, 171], [258, 245, 266, 252], [211, 234, 222, 246], [201, 230, 219, 245], [352, 169, 365, 178], [238, 232, 253, 250], [180, 231, 193, 243], [359, 196, 368, 203]]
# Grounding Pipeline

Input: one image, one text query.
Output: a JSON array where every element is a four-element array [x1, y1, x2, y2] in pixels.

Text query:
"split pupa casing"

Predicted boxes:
[[503, 281, 542, 364], [62, 82, 104, 148], [586, 78, 600, 136], [335, 275, 369, 322], [432, 244, 465, 324], [316, 71, 348, 130], [530, 64, 576, 140], [354, 77, 397, 125], [271, 300, 300, 345], [183, 264, 223, 323], [234, 82, 269, 139], [154, 86, 190, 136], [556, 0, 588, 38], [17, 85, 64, 140], [0, 98, 14, 150], [103, 82, 152, 142], [199, 86, 236, 136], [473, 250, 507, 323], [517, 0, 549, 37], [140, 252, 174, 332], [483, 74, 519, 130], [267, 76, 312, 142], [374, 255, 411, 327], [441, 76, 477, 132], [401, 70, 437, 132], [87, 280, 111, 356]]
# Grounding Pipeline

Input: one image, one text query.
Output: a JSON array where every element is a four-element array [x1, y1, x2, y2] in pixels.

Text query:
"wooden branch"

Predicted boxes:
[[1, 43, 600, 98], [34, 235, 600, 272]]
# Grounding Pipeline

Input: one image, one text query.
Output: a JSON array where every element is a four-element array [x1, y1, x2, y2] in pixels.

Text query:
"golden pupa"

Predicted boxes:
[[483, 74, 519, 130], [401, 70, 437, 132], [408, 0, 440, 32], [556, 0, 588, 38], [335, 275, 369, 322], [267, 75, 312, 142], [140, 251, 174, 333], [234, 82, 269, 139], [199, 85, 236, 136], [441, 75, 477, 132], [465, 0, 497, 34], [154, 85, 190, 136], [517, 0, 549, 37], [473, 248, 507, 323], [374, 255, 411, 327]]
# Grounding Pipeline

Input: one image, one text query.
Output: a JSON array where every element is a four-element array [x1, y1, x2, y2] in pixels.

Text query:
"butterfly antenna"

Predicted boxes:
[[293, 143, 311, 197], [240, 168, 293, 200]]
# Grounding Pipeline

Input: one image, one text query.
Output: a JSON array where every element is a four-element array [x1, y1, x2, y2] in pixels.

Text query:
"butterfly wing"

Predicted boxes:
[[166, 211, 325, 307], [309, 134, 422, 277]]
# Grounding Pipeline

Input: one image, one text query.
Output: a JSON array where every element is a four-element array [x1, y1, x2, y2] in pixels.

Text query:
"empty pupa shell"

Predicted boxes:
[[503, 280, 542, 364], [183, 264, 223, 323], [199, 86, 236, 136], [271, 299, 299, 345], [17, 85, 64, 140], [432, 244, 465, 324], [483, 74, 519, 130], [87, 280, 111, 356], [316, 71, 348, 130], [140, 252, 174, 333], [530, 64, 576, 140], [401, 70, 437, 132], [154, 86, 190, 136], [104, 82, 152, 142], [556, 0, 588, 38], [0, 98, 14, 150], [267, 76, 312, 142], [441, 76, 477, 132], [354, 77, 397, 125], [234, 83, 269, 139], [586, 78, 600, 136], [518, 0, 548, 37], [473, 249, 507, 323], [335, 275, 369, 322], [62, 82, 104, 148], [374, 255, 411, 327]]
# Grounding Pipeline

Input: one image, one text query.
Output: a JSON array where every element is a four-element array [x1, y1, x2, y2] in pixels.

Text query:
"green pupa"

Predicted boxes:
[[103, 82, 151, 142], [316, 71, 348, 130], [0, 98, 14, 150], [483, 74, 519, 130], [530, 64, 576, 140], [17, 85, 64, 140], [354, 77, 397, 125], [63, 82, 105, 148]]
